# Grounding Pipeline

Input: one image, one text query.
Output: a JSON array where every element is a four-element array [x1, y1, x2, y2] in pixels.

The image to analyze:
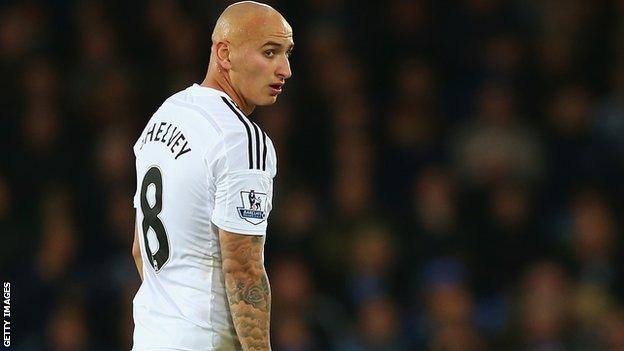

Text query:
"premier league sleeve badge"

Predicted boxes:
[[237, 189, 268, 225]]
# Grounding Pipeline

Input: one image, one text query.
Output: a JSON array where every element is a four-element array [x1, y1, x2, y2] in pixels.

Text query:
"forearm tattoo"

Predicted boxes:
[[221, 234, 271, 351]]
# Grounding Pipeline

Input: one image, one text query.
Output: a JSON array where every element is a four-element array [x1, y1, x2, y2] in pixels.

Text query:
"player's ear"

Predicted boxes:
[[215, 41, 232, 70]]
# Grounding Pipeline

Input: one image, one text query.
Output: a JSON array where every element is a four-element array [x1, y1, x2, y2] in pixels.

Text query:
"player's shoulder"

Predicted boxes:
[[132, 85, 225, 156], [219, 99, 276, 176], [160, 84, 228, 136], [178, 85, 276, 174], [158, 84, 277, 175], [162, 84, 255, 140]]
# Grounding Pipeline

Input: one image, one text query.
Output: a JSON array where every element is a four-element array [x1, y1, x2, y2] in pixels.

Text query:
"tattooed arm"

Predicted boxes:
[[219, 229, 271, 351]]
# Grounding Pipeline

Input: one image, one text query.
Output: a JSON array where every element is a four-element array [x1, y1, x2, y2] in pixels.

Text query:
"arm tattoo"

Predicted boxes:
[[220, 232, 271, 351]]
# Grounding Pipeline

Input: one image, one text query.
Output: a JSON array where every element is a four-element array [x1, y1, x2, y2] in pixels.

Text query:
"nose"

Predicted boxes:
[[276, 55, 292, 80]]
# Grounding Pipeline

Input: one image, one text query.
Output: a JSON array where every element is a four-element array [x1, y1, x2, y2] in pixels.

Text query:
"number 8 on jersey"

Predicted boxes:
[[140, 166, 170, 272]]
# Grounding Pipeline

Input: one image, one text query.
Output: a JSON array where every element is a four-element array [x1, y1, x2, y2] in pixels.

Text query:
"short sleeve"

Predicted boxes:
[[208, 111, 277, 236], [211, 169, 274, 235]]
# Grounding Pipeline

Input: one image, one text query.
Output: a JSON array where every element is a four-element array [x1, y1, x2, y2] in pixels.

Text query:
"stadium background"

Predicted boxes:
[[3, 0, 624, 350]]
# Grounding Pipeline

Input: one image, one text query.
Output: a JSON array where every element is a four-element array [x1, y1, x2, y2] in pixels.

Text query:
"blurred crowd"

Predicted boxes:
[[3, 0, 624, 350]]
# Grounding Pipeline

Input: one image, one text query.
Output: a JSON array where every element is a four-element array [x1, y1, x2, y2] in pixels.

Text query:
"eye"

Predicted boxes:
[[264, 50, 275, 58], [285, 50, 293, 58]]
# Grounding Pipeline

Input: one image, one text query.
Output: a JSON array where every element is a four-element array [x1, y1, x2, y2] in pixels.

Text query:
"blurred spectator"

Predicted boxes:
[[333, 130, 374, 219], [425, 268, 473, 327], [270, 184, 320, 255], [0, 2, 48, 63], [532, 0, 596, 80], [481, 32, 525, 80], [571, 284, 613, 349], [568, 190, 618, 288], [45, 291, 91, 351], [338, 296, 408, 351], [600, 308, 624, 351], [94, 126, 134, 187], [273, 314, 316, 351], [35, 186, 78, 284], [544, 84, 600, 198], [428, 322, 484, 351], [18, 287, 106, 351], [346, 222, 397, 308], [270, 256, 337, 350], [471, 180, 543, 294], [380, 58, 443, 214], [594, 58, 624, 187], [452, 81, 543, 186], [407, 257, 485, 350], [411, 166, 460, 257], [10, 185, 79, 346], [505, 261, 573, 350]]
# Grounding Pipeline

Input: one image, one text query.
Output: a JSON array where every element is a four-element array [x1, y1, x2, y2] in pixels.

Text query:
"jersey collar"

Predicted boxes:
[[189, 83, 231, 99]]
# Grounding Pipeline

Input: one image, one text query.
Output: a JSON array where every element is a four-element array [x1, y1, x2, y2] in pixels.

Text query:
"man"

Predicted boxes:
[[131, 2, 293, 350]]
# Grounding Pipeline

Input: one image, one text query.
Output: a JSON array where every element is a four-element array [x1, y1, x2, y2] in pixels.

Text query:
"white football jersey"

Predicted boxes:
[[131, 84, 277, 351]]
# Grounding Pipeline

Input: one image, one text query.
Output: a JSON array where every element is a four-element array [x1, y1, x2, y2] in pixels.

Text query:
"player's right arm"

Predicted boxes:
[[219, 229, 271, 351]]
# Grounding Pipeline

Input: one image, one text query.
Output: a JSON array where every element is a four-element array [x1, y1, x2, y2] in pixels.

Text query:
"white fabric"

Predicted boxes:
[[131, 84, 277, 350]]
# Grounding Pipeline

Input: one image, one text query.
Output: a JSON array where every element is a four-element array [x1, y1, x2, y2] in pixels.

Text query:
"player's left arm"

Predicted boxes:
[[219, 229, 271, 351], [210, 130, 277, 350], [132, 223, 143, 281]]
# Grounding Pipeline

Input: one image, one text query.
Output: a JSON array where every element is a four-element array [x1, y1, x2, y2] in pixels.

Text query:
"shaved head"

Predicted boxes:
[[203, 1, 293, 115], [212, 1, 287, 45]]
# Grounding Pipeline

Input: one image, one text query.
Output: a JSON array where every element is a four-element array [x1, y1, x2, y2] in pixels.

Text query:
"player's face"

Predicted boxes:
[[230, 16, 293, 106]]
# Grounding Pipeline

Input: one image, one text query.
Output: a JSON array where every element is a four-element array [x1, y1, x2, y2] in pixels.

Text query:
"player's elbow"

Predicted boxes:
[[222, 257, 261, 276], [222, 260, 270, 304], [221, 255, 267, 286]]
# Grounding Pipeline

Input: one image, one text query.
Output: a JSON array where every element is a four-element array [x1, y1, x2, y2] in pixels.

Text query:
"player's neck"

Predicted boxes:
[[201, 72, 255, 116]]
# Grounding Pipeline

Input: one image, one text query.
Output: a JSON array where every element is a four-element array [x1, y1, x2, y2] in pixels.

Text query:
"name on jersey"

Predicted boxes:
[[139, 121, 192, 160]]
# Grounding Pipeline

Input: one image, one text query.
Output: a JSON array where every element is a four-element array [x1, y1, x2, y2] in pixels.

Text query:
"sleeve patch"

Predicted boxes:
[[237, 189, 268, 225]]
